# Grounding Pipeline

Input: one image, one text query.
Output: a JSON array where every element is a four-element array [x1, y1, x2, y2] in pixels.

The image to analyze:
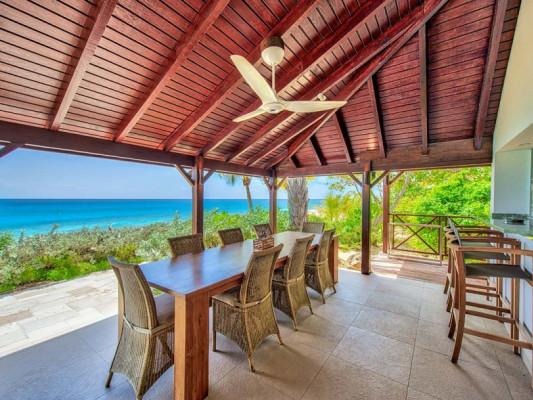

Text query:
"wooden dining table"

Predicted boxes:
[[140, 231, 338, 400]]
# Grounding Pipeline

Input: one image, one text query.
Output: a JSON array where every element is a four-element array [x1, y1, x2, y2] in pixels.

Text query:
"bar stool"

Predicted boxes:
[[448, 244, 533, 362]]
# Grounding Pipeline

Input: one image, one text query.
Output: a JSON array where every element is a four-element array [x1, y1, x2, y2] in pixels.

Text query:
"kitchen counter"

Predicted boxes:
[[491, 218, 533, 239]]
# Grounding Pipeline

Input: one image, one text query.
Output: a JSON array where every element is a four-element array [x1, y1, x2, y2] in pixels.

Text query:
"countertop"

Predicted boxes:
[[491, 218, 533, 239]]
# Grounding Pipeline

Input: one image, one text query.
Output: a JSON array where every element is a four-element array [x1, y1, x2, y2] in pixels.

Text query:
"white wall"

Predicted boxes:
[[492, 1, 533, 152], [491, 150, 531, 214]]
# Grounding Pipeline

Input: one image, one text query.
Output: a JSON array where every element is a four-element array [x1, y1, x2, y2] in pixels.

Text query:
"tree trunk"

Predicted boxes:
[[287, 177, 308, 230], [242, 176, 253, 211]]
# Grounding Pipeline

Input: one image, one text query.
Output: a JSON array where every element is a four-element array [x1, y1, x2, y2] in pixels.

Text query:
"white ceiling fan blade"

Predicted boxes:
[[284, 100, 347, 113], [233, 107, 267, 122], [230, 55, 277, 104]]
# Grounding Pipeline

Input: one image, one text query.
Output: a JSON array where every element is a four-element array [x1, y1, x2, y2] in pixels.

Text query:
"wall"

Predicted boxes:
[[491, 150, 531, 215], [492, 0, 533, 152]]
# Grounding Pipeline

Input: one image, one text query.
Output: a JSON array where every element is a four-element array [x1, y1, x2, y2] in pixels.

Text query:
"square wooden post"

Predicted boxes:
[[382, 174, 390, 254], [361, 169, 371, 275], [268, 172, 277, 233], [192, 156, 204, 235]]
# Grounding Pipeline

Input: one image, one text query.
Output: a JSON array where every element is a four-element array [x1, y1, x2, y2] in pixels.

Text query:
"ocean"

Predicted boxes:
[[0, 199, 323, 236]]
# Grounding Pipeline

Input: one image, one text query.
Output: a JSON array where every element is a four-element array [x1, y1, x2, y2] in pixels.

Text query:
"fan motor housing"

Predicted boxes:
[[261, 36, 285, 66]]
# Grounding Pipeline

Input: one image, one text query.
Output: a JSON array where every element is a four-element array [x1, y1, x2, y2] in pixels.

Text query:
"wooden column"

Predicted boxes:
[[269, 175, 278, 234], [192, 156, 204, 234], [361, 169, 371, 275], [329, 235, 339, 283], [382, 173, 390, 254]]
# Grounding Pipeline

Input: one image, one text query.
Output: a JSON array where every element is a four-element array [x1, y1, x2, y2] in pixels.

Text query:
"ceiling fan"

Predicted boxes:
[[231, 37, 346, 123]]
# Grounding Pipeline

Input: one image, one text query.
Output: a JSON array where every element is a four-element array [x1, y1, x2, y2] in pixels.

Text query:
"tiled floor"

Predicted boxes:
[[0, 268, 531, 400]]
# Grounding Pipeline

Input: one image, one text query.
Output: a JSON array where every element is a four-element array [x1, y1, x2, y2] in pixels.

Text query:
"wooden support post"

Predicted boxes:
[[268, 172, 278, 233], [361, 168, 372, 274], [382, 173, 390, 254], [192, 156, 204, 235], [329, 235, 339, 283]]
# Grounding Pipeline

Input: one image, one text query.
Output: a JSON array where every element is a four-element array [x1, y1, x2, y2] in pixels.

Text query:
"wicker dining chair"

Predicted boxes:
[[212, 244, 283, 372], [218, 227, 244, 245], [272, 235, 314, 329], [167, 233, 204, 257], [302, 221, 325, 233], [305, 229, 335, 303], [106, 257, 174, 400], [254, 223, 272, 239]]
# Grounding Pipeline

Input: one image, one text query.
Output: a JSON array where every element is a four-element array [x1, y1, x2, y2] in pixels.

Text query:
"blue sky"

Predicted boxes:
[[0, 149, 330, 199]]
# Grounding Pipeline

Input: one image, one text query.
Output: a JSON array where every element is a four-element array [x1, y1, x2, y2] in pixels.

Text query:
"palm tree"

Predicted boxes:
[[285, 177, 309, 230], [220, 174, 253, 211]]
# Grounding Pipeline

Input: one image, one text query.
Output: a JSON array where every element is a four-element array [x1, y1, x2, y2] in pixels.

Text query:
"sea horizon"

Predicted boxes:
[[0, 198, 324, 235]]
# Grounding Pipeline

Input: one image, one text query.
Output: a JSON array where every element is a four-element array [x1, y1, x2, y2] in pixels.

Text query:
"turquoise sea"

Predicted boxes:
[[0, 199, 323, 236]]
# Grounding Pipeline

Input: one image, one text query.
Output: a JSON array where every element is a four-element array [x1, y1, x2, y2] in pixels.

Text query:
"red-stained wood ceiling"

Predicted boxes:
[[0, 0, 521, 175]]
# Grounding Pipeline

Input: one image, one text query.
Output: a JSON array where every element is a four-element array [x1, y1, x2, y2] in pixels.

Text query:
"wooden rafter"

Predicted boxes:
[[49, 0, 117, 131], [309, 136, 326, 166], [161, 0, 318, 152], [333, 111, 353, 163], [270, 0, 450, 169], [0, 143, 20, 158], [473, 0, 508, 150], [175, 165, 194, 186], [368, 76, 386, 158], [0, 121, 269, 176], [113, 0, 229, 142], [419, 25, 429, 155], [389, 171, 405, 185], [276, 138, 491, 177], [370, 170, 390, 188], [196, 0, 386, 156]]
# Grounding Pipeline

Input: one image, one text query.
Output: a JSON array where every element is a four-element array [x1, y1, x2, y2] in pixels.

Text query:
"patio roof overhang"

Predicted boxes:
[[0, 0, 520, 177]]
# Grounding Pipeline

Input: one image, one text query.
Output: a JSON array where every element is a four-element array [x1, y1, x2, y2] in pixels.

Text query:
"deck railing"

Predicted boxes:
[[388, 213, 478, 261]]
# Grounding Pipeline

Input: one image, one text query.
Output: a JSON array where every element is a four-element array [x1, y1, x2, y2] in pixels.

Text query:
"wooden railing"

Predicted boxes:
[[388, 213, 478, 261]]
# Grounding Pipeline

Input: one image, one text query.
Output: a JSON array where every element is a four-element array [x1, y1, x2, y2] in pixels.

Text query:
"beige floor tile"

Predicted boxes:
[[332, 326, 414, 384], [302, 355, 407, 400], [365, 291, 421, 318], [416, 319, 501, 370], [207, 365, 293, 400], [311, 295, 363, 326], [283, 314, 348, 352], [334, 284, 373, 304], [210, 333, 247, 385], [375, 279, 424, 301], [242, 338, 329, 399], [407, 387, 439, 399], [353, 306, 418, 344], [410, 347, 513, 400], [493, 345, 533, 400]]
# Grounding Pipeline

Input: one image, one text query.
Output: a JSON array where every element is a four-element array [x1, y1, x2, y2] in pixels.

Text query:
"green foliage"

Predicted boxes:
[[0, 208, 290, 294]]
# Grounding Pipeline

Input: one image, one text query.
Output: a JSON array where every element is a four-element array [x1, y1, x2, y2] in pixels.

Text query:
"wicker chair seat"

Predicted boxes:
[[211, 287, 241, 307], [465, 263, 532, 280], [154, 294, 175, 325], [464, 251, 510, 261]]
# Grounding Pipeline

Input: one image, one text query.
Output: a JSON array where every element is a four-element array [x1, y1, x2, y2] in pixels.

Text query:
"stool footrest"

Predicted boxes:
[[465, 309, 515, 323], [464, 328, 533, 350], [465, 301, 510, 313]]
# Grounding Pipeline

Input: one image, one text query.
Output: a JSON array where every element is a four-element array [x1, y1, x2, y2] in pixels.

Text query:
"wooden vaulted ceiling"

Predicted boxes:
[[0, 0, 521, 176]]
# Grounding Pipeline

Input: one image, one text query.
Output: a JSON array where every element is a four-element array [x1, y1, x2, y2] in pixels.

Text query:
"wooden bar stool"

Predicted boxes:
[[448, 244, 533, 363]]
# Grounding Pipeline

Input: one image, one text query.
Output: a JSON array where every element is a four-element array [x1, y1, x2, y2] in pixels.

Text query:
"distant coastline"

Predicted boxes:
[[0, 199, 323, 235]]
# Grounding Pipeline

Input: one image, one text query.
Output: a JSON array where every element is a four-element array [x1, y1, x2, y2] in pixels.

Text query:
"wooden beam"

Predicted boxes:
[[333, 111, 353, 163], [309, 136, 326, 166], [0, 143, 20, 159], [370, 170, 390, 187], [276, 177, 287, 190], [389, 171, 405, 185], [0, 121, 270, 176], [474, 0, 508, 150], [368, 77, 386, 158], [348, 173, 362, 187], [382, 173, 390, 254], [176, 165, 194, 186], [227, 1, 425, 164], [361, 169, 371, 274], [267, 0, 450, 169], [202, 170, 215, 183], [198, 0, 386, 156], [419, 25, 429, 155], [50, 0, 117, 130], [163, 0, 318, 152], [192, 156, 204, 234], [276, 138, 492, 177], [113, 0, 229, 142]]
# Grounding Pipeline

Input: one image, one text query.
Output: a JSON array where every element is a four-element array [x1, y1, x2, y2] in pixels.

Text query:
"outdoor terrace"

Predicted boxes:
[[1, 268, 531, 400]]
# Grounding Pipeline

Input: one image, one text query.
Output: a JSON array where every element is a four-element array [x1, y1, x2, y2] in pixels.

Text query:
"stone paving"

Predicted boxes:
[[0, 270, 117, 357]]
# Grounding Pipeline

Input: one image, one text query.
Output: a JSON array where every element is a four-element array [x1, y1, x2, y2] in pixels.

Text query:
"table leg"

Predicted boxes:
[[329, 235, 339, 283], [174, 292, 210, 400]]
